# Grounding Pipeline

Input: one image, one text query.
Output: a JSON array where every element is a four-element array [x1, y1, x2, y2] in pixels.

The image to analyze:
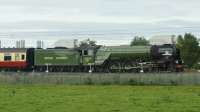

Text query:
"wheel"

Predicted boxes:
[[109, 61, 121, 73]]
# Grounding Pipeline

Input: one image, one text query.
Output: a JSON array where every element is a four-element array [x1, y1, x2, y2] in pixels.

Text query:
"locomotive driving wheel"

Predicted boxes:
[[123, 61, 134, 72], [109, 61, 122, 73]]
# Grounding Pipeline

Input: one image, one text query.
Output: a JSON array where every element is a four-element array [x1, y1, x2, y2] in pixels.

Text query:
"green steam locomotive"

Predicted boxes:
[[0, 43, 183, 73]]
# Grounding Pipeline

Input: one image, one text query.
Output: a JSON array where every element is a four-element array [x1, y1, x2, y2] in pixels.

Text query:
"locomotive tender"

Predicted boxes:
[[0, 44, 183, 72]]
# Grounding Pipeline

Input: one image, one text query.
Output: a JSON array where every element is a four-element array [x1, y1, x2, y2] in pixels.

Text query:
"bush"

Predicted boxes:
[[128, 78, 138, 85], [84, 77, 94, 85]]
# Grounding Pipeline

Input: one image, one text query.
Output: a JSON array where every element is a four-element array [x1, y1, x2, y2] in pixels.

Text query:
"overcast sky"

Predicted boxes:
[[0, 0, 200, 47]]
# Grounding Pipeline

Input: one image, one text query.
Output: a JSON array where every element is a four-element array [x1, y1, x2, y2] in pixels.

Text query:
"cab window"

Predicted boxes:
[[88, 50, 93, 56], [84, 50, 88, 55]]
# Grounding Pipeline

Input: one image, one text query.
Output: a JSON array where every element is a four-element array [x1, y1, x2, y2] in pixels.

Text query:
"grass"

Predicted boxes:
[[0, 85, 200, 112]]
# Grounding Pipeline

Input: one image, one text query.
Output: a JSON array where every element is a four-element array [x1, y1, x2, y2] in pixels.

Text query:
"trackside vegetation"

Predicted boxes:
[[0, 72, 200, 85], [176, 33, 200, 69]]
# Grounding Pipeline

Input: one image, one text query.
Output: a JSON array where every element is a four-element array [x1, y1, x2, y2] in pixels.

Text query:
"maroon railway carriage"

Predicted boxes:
[[0, 48, 30, 70]]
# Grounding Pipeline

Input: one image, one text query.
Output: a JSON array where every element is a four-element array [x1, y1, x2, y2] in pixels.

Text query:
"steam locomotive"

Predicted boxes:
[[0, 44, 183, 73]]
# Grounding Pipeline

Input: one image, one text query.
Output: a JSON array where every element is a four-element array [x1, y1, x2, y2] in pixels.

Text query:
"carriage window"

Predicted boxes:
[[4, 56, 11, 61], [21, 54, 25, 60]]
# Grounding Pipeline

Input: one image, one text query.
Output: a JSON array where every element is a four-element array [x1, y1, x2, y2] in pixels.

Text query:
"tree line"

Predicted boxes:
[[130, 33, 200, 69]]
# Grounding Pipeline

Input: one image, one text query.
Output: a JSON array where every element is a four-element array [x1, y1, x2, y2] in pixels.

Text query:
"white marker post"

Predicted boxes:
[[140, 63, 144, 73], [46, 64, 49, 73], [89, 63, 93, 73]]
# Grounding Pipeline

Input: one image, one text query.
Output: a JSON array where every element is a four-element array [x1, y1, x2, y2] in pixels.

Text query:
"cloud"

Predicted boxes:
[[0, 0, 200, 46], [0, 0, 200, 23]]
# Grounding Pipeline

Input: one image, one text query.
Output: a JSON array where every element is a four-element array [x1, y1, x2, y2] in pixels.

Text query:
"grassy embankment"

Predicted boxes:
[[0, 85, 200, 112]]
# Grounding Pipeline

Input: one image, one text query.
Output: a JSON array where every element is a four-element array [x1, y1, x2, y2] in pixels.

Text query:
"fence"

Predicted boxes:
[[0, 72, 199, 85]]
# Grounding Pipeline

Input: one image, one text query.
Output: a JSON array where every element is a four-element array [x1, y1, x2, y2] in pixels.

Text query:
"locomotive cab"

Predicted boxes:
[[79, 46, 96, 65]]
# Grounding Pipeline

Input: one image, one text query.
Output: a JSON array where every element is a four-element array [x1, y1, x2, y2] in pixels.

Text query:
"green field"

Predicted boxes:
[[0, 85, 200, 112]]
